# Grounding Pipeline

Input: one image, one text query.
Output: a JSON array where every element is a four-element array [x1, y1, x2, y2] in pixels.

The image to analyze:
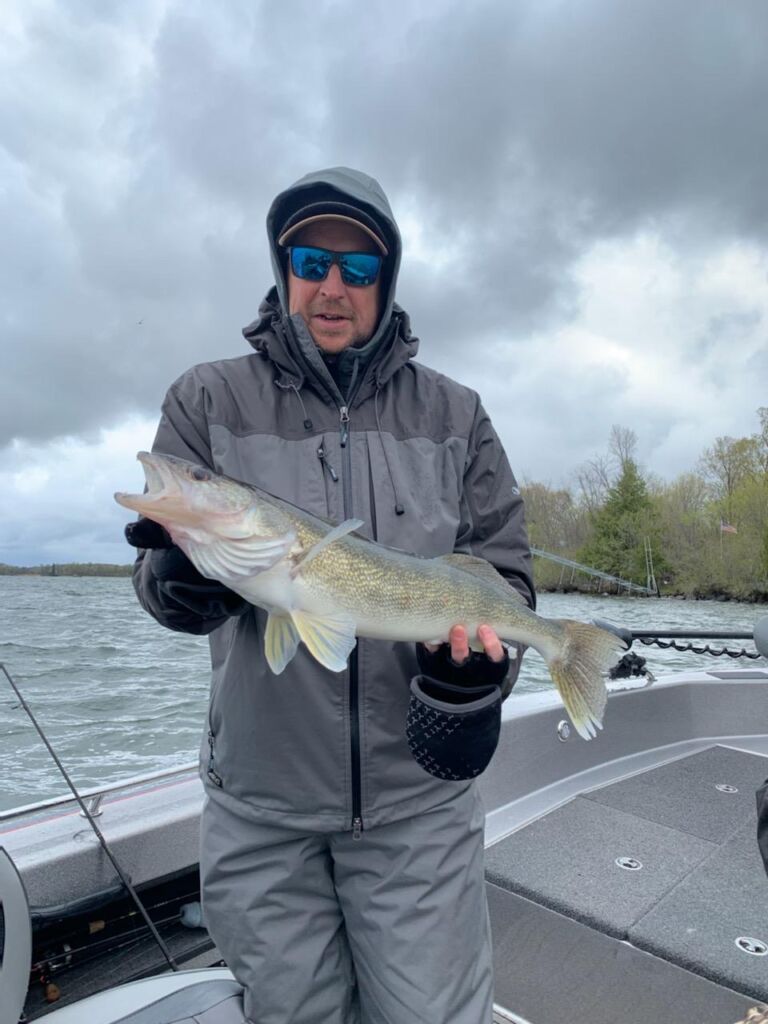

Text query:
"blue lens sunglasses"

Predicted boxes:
[[287, 245, 382, 287]]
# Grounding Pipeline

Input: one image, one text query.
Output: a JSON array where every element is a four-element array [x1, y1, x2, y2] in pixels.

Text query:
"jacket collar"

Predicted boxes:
[[242, 289, 419, 406]]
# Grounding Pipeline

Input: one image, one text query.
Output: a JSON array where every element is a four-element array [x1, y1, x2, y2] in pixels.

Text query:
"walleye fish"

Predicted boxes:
[[115, 452, 624, 739]]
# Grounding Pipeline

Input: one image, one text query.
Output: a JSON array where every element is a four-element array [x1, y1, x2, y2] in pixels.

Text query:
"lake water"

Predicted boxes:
[[0, 576, 764, 812]]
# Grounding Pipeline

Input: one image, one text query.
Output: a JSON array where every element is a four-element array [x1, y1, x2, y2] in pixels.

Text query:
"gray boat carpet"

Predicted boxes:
[[485, 745, 768, 1000], [584, 744, 768, 842]]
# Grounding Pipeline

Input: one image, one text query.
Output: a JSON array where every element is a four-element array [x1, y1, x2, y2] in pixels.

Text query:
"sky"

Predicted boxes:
[[1, 0, 767, 565]]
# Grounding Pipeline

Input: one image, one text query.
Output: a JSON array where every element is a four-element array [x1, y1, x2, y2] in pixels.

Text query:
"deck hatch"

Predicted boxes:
[[485, 744, 768, 1002]]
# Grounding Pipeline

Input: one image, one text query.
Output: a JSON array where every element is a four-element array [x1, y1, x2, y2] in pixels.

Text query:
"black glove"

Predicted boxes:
[[416, 641, 510, 691], [126, 517, 249, 620], [406, 676, 502, 781]]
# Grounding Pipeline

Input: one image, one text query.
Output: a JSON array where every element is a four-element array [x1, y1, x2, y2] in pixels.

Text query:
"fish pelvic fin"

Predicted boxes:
[[545, 621, 625, 740], [292, 609, 357, 673], [264, 613, 300, 675]]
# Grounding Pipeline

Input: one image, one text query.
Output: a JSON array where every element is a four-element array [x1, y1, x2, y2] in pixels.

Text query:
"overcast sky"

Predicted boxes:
[[2, 0, 767, 565]]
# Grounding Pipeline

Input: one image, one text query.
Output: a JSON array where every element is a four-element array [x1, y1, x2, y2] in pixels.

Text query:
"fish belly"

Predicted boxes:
[[227, 564, 298, 614]]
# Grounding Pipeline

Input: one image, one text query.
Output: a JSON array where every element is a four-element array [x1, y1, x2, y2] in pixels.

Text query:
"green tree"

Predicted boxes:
[[699, 435, 761, 517], [579, 458, 664, 585], [521, 482, 588, 553]]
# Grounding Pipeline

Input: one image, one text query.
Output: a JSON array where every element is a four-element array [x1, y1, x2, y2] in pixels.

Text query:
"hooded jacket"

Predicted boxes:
[[132, 167, 535, 832]]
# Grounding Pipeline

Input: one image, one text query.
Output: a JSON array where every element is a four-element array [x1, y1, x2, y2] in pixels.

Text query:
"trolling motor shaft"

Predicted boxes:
[[593, 615, 768, 667]]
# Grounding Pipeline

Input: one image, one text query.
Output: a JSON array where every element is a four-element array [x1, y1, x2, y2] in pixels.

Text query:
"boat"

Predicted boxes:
[[2, 621, 768, 1024]]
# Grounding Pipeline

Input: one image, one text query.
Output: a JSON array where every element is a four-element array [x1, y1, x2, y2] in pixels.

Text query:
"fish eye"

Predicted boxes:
[[192, 467, 211, 482]]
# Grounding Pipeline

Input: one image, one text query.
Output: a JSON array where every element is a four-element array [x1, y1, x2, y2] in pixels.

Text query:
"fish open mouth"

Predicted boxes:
[[140, 452, 169, 496], [114, 452, 184, 516]]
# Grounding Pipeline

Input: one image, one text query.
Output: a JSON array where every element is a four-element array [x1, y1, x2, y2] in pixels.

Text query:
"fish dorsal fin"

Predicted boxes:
[[291, 518, 364, 578], [437, 553, 523, 598]]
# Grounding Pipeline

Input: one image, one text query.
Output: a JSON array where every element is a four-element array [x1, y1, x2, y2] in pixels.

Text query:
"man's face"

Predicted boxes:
[[286, 219, 382, 354]]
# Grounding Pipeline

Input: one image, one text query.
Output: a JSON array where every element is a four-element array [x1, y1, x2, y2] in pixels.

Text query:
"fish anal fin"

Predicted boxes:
[[265, 613, 300, 675], [291, 518, 364, 578], [292, 609, 357, 673]]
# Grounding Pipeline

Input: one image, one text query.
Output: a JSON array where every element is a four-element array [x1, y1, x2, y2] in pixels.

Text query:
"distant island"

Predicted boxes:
[[0, 563, 133, 577]]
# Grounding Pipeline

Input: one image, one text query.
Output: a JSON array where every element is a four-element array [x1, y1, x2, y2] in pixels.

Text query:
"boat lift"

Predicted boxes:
[[532, 547, 657, 596]]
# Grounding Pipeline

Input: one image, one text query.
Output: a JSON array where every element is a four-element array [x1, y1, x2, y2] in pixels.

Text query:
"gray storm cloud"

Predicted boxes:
[[1, 0, 767, 450]]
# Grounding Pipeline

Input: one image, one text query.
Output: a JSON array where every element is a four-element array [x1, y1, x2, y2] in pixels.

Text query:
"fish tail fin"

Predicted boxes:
[[544, 620, 625, 740]]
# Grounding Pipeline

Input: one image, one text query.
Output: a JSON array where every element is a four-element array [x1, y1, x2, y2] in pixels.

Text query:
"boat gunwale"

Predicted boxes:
[[0, 761, 198, 824]]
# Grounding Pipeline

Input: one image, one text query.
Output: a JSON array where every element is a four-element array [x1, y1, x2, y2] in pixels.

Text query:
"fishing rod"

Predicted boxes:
[[1, 663, 179, 972]]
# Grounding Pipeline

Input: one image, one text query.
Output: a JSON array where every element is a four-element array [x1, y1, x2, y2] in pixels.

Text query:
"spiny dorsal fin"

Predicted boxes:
[[437, 553, 524, 599]]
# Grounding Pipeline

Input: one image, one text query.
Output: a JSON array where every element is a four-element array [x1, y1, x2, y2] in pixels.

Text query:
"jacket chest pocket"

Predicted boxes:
[[210, 428, 333, 520], [360, 431, 465, 556]]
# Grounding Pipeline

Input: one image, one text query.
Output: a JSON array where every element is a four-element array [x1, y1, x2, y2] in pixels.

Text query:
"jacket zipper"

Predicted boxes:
[[339, 404, 363, 840], [317, 442, 338, 482]]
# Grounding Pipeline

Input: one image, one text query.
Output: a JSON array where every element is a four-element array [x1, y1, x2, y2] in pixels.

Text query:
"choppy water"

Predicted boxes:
[[0, 576, 764, 812]]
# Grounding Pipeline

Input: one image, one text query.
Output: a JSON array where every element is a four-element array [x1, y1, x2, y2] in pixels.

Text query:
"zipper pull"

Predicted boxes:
[[317, 444, 339, 482], [339, 406, 350, 448], [206, 731, 222, 788], [352, 817, 363, 841]]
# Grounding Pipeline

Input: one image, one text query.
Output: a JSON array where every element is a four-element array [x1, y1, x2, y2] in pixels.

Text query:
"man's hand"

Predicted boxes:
[[409, 623, 508, 779], [424, 624, 505, 665], [125, 517, 174, 549], [126, 515, 249, 621], [417, 624, 509, 691]]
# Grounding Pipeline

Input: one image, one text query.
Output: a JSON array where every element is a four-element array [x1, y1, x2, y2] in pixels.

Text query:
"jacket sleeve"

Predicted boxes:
[[455, 396, 536, 694], [132, 371, 244, 635]]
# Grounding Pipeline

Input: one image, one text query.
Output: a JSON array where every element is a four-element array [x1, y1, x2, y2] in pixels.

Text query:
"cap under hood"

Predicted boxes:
[[266, 167, 402, 352]]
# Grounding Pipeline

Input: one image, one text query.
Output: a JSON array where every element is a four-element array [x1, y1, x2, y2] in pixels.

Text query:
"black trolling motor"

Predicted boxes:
[[593, 615, 768, 680]]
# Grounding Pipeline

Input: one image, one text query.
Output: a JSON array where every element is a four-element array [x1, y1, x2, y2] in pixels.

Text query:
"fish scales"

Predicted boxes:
[[296, 533, 556, 647]]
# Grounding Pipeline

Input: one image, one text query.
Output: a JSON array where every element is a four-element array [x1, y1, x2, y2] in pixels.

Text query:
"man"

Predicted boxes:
[[128, 167, 535, 1023]]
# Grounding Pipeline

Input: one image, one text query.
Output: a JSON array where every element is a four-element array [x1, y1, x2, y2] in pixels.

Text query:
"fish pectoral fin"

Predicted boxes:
[[264, 613, 300, 675], [190, 530, 296, 581], [290, 518, 365, 579], [291, 609, 357, 673]]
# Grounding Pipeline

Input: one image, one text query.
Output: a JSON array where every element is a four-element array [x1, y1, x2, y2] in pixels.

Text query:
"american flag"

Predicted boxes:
[[720, 519, 738, 535]]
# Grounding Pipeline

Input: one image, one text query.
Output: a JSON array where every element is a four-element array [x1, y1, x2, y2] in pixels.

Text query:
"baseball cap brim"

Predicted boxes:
[[277, 202, 389, 256]]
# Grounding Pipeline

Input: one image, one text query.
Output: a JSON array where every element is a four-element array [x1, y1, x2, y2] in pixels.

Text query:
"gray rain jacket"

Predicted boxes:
[[132, 167, 534, 833]]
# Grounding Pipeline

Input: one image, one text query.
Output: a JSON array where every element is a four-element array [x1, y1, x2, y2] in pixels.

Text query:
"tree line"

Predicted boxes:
[[3, 412, 766, 600], [0, 563, 133, 577], [523, 410, 768, 602]]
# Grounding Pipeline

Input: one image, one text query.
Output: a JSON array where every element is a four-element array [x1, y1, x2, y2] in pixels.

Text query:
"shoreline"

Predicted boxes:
[[2, 568, 765, 604]]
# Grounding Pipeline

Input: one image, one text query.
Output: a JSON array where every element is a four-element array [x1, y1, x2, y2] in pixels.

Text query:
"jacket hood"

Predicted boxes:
[[265, 167, 403, 350]]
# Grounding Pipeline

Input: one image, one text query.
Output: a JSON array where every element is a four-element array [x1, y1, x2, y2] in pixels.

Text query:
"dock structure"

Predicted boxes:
[[531, 548, 657, 596]]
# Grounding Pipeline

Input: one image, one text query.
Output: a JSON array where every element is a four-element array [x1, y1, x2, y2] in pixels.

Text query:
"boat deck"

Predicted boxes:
[[487, 743, 768, 1023], [10, 669, 768, 1022]]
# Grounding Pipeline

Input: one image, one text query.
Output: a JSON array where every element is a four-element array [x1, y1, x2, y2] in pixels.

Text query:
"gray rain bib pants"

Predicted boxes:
[[200, 783, 494, 1024]]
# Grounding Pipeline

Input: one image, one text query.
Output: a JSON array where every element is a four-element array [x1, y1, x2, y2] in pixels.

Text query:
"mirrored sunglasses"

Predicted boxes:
[[288, 245, 382, 287]]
